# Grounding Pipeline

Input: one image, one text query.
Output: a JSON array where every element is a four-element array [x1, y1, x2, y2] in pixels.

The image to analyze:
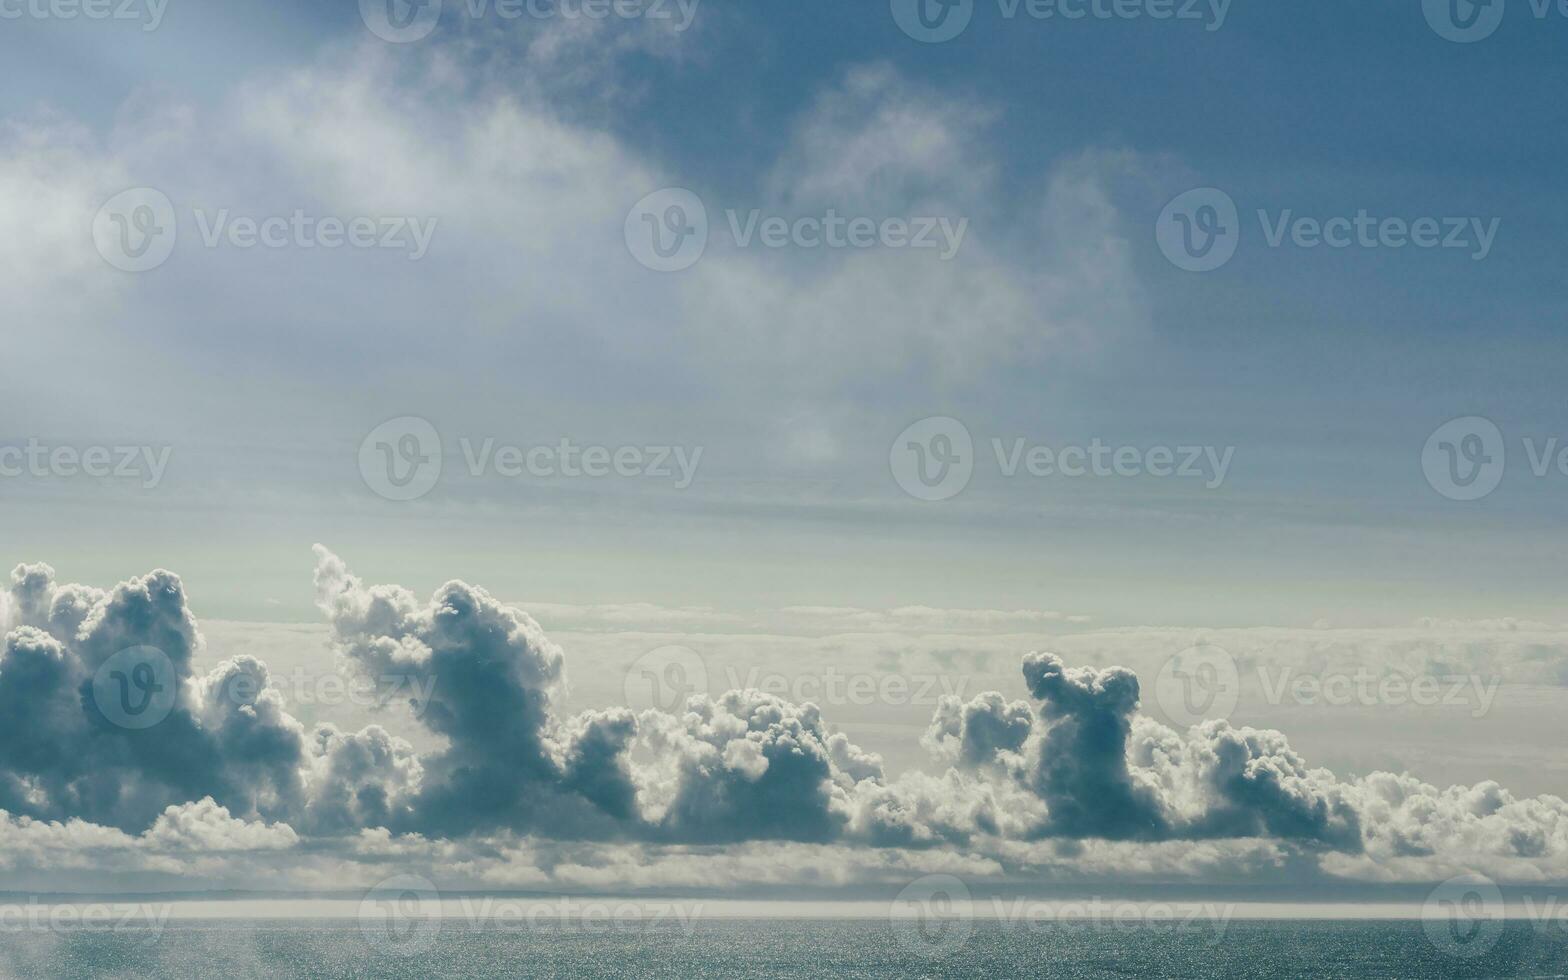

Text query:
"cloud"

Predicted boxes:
[[300, 724, 423, 837], [779, 606, 1088, 634], [311, 545, 612, 837], [143, 798, 298, 852], [0, 115, 129, 317], [525, 602, 745, 631], [311, 547, 879, 844], [1047, 623, 1568, 690], [4, 551, 1568, 893], [637, 690, 859, 844], [0, 565, 306, 834], [0, 39, 1149, 459], [1022, 653, 1170, 840], [922, 692, 1033, 770]]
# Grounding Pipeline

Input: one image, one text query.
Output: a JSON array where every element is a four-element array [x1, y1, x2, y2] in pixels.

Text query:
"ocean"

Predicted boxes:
[[1, 919, 1566, 979]]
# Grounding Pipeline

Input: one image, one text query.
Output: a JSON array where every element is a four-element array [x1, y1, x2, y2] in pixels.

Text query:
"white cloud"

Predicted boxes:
[[144, 798, 299, 852]]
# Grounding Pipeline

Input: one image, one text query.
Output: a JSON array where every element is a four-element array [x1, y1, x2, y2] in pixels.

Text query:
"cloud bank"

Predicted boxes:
[[0, 551, 1564, 894]]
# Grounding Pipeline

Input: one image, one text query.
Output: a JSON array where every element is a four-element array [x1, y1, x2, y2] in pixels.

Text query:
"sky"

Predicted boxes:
[[2, 0, 1568, 944]]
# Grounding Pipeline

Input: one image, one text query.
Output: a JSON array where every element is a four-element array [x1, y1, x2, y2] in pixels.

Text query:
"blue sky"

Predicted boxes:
[[4, 1, 1568, 629]]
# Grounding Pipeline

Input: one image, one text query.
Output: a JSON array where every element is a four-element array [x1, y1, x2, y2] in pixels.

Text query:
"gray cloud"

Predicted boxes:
[[0, 565, 305, 833], [2, 552, 1566, 891], [1022, 653, 1170, 840]]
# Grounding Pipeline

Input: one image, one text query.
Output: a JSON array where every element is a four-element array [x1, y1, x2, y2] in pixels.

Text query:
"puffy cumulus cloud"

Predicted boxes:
[[1173, 723, 1361, 849], [826, 731, 885, 786], [299, 724, 423, 837], [1022, 653, 1170, 840], [312, 548, 885, 843], [0, 800, 293, 882], [1332, 774, 1568, 881], [863, 652, 1566, 882], [143, 798, 298, 852], [312, 546, 637, 838], [0, 565, 310, 834], [631, 690, 888, 845], [556, 708, 641, 821], [5, 553, 1568, 892], [921, 692, 1032, 770], [0, 812, 140, 869], [847, 768, 1041, 848], [902, 657, 1367, 850], [192, 657, 311, 819]]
